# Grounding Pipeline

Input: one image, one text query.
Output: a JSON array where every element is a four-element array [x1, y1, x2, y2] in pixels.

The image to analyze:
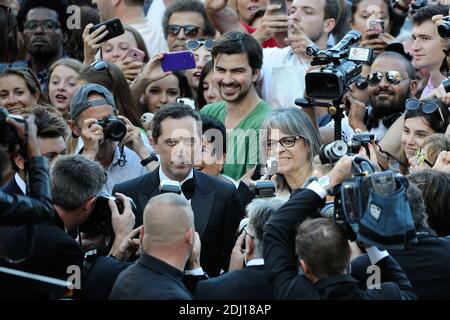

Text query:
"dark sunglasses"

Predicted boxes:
[[405, 98, 446, 124], [167, 24, 201, 37], [368, 71, 407, 86], [185, 39, 215, 51], [24, 19, 61, 32], [0, 61, 29, 73]]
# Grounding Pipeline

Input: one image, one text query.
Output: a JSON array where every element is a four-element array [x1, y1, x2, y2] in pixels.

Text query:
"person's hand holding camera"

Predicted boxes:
[[6, 114, 40, 158], [118, 115, 150, 160], [325, 155, 354, 190], [108, 192, 136, 259], [112, 226, 141, 261], [81, 118, 104, 160], [344, 95, 369, 132]]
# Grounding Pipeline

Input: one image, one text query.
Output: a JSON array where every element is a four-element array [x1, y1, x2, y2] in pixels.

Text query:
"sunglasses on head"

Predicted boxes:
[[185, 39, 215, 51], [167, 24, 201, 37], [368, 71, 407, 86], [91, 60, 108, 70], [405, 98, 446, 124]]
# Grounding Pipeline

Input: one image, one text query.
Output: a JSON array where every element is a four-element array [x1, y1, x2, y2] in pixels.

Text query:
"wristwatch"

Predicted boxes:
[[140, 152, 158, 166], [392, 0, 409, 13], [318, 176, 333, 195]]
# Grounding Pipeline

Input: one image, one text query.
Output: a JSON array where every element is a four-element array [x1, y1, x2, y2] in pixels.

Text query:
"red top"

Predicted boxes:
[[242, 23, 279, 48]]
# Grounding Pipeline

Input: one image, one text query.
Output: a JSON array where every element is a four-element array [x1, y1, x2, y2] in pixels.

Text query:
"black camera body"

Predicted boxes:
[[306, 60, 362, 100], [347, 132, 376, 154], [97, 116, 127, 141], [411, 0, 428, 14], [438, 16, 450, 38], [249, 180, 276, 198], [0, 107, 25, 144], [79, 196, 136, 236]]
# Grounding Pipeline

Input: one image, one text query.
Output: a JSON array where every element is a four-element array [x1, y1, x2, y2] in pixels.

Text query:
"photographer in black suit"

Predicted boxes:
[[113, 103, 243, 277], [195, 197, 285, 300], [264, 156, 417, 300], [0, 111, 55, 224]]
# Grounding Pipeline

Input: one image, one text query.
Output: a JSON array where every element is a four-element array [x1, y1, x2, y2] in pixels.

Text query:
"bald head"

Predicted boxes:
[[142, 193, 194, 246]]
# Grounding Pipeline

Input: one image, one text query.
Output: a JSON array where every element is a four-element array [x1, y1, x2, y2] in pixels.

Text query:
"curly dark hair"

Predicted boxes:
[[17, 0, 69, 34]]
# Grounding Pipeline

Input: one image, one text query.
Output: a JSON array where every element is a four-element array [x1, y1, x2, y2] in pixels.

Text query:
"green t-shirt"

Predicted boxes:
[[200, 100, 272, 180]]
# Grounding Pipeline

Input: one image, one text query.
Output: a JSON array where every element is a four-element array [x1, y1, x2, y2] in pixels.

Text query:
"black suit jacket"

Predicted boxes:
[[351, 228, 450, 300], [109, 252, 193, 300], [0, 213, 84, 298], [195, 264, 271, 300], [263, 188, 417, 300], [113, 168, 243, 277], [1, 176, 24, 196]]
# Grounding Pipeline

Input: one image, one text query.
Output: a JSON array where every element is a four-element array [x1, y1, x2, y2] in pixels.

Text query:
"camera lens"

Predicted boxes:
[[438, 23, 450, 38], [105, 120, 127, 141]]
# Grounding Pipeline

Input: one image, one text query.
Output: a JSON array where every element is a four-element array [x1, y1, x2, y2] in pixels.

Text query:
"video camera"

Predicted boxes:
[[332, 157, 417, 249], [96, 115, 127, 142], [249, 157, 278, 198], [305, 30, 372, 100], [0, 107, 25, 145]]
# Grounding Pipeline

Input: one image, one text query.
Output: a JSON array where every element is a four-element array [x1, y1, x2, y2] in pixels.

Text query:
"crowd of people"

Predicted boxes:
[[1, 0, 450, 300]]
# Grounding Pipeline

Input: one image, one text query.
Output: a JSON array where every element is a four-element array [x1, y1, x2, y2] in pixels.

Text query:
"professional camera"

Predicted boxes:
[[0, 107, 25, 144], [97, 115, 127, 141], [332, 158, 417, 249], [248, 180, 276, 198], [438, 16, 450, 38], [305, 30, 372, 100], [79, 196, 136, 236], [319, 140, 348, 164], [347, 132, 376, 154]]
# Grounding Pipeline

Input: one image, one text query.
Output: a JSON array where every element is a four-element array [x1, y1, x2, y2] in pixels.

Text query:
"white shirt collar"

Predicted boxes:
[[14, 173, 26, 195], [158, 166, 193, 185], [246, 258, 265, 267]]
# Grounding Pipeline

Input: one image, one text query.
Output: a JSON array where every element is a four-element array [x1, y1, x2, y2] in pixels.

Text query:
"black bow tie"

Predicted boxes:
[[181, 178, 195, 200]]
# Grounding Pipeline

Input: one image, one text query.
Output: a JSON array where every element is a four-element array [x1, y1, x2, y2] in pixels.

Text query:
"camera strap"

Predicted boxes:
[[118, 145, 126, 167]]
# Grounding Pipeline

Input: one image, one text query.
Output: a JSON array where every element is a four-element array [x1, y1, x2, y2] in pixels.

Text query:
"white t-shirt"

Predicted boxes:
[[261, 46, 310, 109], [146, 0, 166, 34], [130, 19, 168, 57]]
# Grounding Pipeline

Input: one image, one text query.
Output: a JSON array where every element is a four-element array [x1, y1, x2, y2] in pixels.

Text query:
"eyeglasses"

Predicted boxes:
[[24, 19, 61, 32], [167, 24, 201, 37], [415, 148, 433, 167], [368, 71, 407, 86], [185, 39, 215, 51], [354, 76, 368, 90], [266, 136, 302, 149], [405, 98, 446, 125], [0, 61, 29, 73]]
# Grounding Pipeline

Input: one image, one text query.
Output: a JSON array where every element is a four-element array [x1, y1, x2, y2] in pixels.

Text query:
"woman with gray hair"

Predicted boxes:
[[262, 107, 321, 196]]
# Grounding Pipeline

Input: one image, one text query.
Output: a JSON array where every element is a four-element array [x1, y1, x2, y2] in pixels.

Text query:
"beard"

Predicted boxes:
[[28, 39, 59, 61], [369, 87, 410, 118], [219, 81, 252, 104]]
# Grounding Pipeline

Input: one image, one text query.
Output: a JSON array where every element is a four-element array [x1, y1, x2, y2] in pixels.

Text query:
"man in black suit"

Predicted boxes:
[[110, 193, 197, 300], [263, 156, 417, 300], [196, 197, 285, 300], [1, 106, 68, 196], [113, 103, 243, 277], [351, 178, 450, 300]]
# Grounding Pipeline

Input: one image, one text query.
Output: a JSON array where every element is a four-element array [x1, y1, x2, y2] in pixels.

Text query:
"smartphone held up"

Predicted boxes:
[[161, 51, 196, 72]]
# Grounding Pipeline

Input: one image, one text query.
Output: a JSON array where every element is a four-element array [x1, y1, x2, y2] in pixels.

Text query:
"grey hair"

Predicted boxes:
[[51, 155, 107, 211], [246, 197, 286, 257], [405, 180, 428, 229], [261, 108, 321, 191]]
